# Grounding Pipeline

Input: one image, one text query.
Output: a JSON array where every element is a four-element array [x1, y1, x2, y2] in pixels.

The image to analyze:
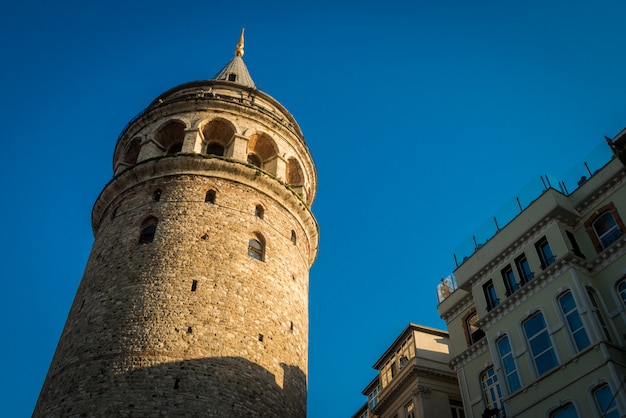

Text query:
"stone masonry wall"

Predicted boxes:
[[34, 165, 314, 417]]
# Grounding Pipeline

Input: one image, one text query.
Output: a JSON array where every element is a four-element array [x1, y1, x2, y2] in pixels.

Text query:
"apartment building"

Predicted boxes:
[[437, 130, 626, 418], [353, 324, 463, 418]]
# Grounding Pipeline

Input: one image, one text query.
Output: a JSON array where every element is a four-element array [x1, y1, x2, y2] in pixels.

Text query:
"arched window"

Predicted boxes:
[[523, 312, 558, 375], [549, 403, 579, 418], [205, 142, 225, 156], [155, 120, 185, 155], [123, 137, 142, 165], [205, 189, 216, 204], [496, 335, 521, 392], [593, 211, 622, 249], [255, 205, 264, 219], [594, 384, 619, 418], [167, 142, 183, 154], [481, 367, 503, 414], [558, 291, 590, 351], [617, 279, 626, 307], [286, 158, 304, 186], [247, 132, 278, 174], [139, 217, 158, 244], [153, 189, 162, 202], [248, 235, 265, 261], [202, 119, 234, 156], [587, 288, 613, 342], [247, 153, 262, 168], [291, 230, 297, 245]]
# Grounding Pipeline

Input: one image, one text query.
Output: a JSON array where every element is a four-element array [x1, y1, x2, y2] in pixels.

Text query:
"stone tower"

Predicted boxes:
[[34, 30, 318, 417]]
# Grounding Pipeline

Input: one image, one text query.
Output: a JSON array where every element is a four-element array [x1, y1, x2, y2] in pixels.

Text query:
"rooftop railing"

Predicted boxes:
[[437, 140, 615, 303]]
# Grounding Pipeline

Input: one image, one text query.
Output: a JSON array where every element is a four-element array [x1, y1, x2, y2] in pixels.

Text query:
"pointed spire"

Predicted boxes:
[[235, 28, 245, 57], [212, 29, 255, 88]]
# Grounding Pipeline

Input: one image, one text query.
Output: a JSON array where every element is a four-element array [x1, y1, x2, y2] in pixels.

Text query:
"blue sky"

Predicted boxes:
[[1, 1, 626, 416]]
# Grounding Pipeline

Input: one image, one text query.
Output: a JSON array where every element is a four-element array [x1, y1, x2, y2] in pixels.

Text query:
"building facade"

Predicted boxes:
[[437, 131, 626, 418], [353, 324, 464, 418], [34, 31, 318, 417]]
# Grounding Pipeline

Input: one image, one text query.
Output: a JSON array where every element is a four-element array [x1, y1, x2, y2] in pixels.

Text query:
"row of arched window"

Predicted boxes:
[[120, 119, 306, 187]]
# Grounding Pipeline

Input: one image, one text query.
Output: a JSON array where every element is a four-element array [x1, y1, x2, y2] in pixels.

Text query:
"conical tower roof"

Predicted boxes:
[[212, 29, 255, 88]]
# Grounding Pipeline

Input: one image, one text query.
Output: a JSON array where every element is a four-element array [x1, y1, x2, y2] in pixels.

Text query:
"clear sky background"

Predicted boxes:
[[1, 1, 626, 417]]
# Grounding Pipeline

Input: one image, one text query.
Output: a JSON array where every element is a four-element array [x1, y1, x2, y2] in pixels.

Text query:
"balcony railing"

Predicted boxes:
[[452, 141, 613, 268]]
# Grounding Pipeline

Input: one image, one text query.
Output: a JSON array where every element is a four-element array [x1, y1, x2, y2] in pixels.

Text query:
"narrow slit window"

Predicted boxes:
[[515, 254, 533, 284], [205, 189, 216, 204], [558, 291, 590, 351], [483, 280, 499, 311], [535, 237, 555, 268], [255, 205, 264, 219], [139, 217, 158, 244], [523, 312, 558, 375]]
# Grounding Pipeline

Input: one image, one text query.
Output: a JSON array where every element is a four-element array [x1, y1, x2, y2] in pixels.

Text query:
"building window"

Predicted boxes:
[[153, 189, 162, 202], [397, 334, 416, 369], [497, 335, 521, 392], [618, 279, 626, 307], [248, 235, 265, 261], [586, 204, 625, 252], [449, 399, 465, 418], [291, 230, 297, 245], [465, 311, 485, 345], [139, 217, 158, 244], [566, 231, 584, 258], [228, 73, 237, 82], [380, 358, 398, 388], [587, 288, 613, 342], [483, 280, 499, 311], [481, 367, 503, 413], [167, 142, 183, 154], [502, 266, 519, 296], [205, 189, 216, 204], [593, 211, 622, 249], [404, 401, 415, 418], [594, 384, 620, 418], [550, 403, 579, 418], [247, 153, 262, 168], [535, 237, 555, 269], [205, 142, 225, 156], [255, 204, 264, 219], [523, 312, 558, 375], [558, 291, 590, 351], [515, 254, 533, 285], [367, 385, 380, 410]]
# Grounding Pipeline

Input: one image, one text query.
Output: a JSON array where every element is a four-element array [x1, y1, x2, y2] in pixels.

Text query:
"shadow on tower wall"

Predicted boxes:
[[34, 356, 306, 418]]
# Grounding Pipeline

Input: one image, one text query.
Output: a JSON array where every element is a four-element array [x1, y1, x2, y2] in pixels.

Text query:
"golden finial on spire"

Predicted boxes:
[[235, 28, 245, 57]]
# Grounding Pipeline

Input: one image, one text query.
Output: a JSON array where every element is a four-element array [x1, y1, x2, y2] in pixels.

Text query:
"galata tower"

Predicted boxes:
[[34, 30, 318, 417]]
